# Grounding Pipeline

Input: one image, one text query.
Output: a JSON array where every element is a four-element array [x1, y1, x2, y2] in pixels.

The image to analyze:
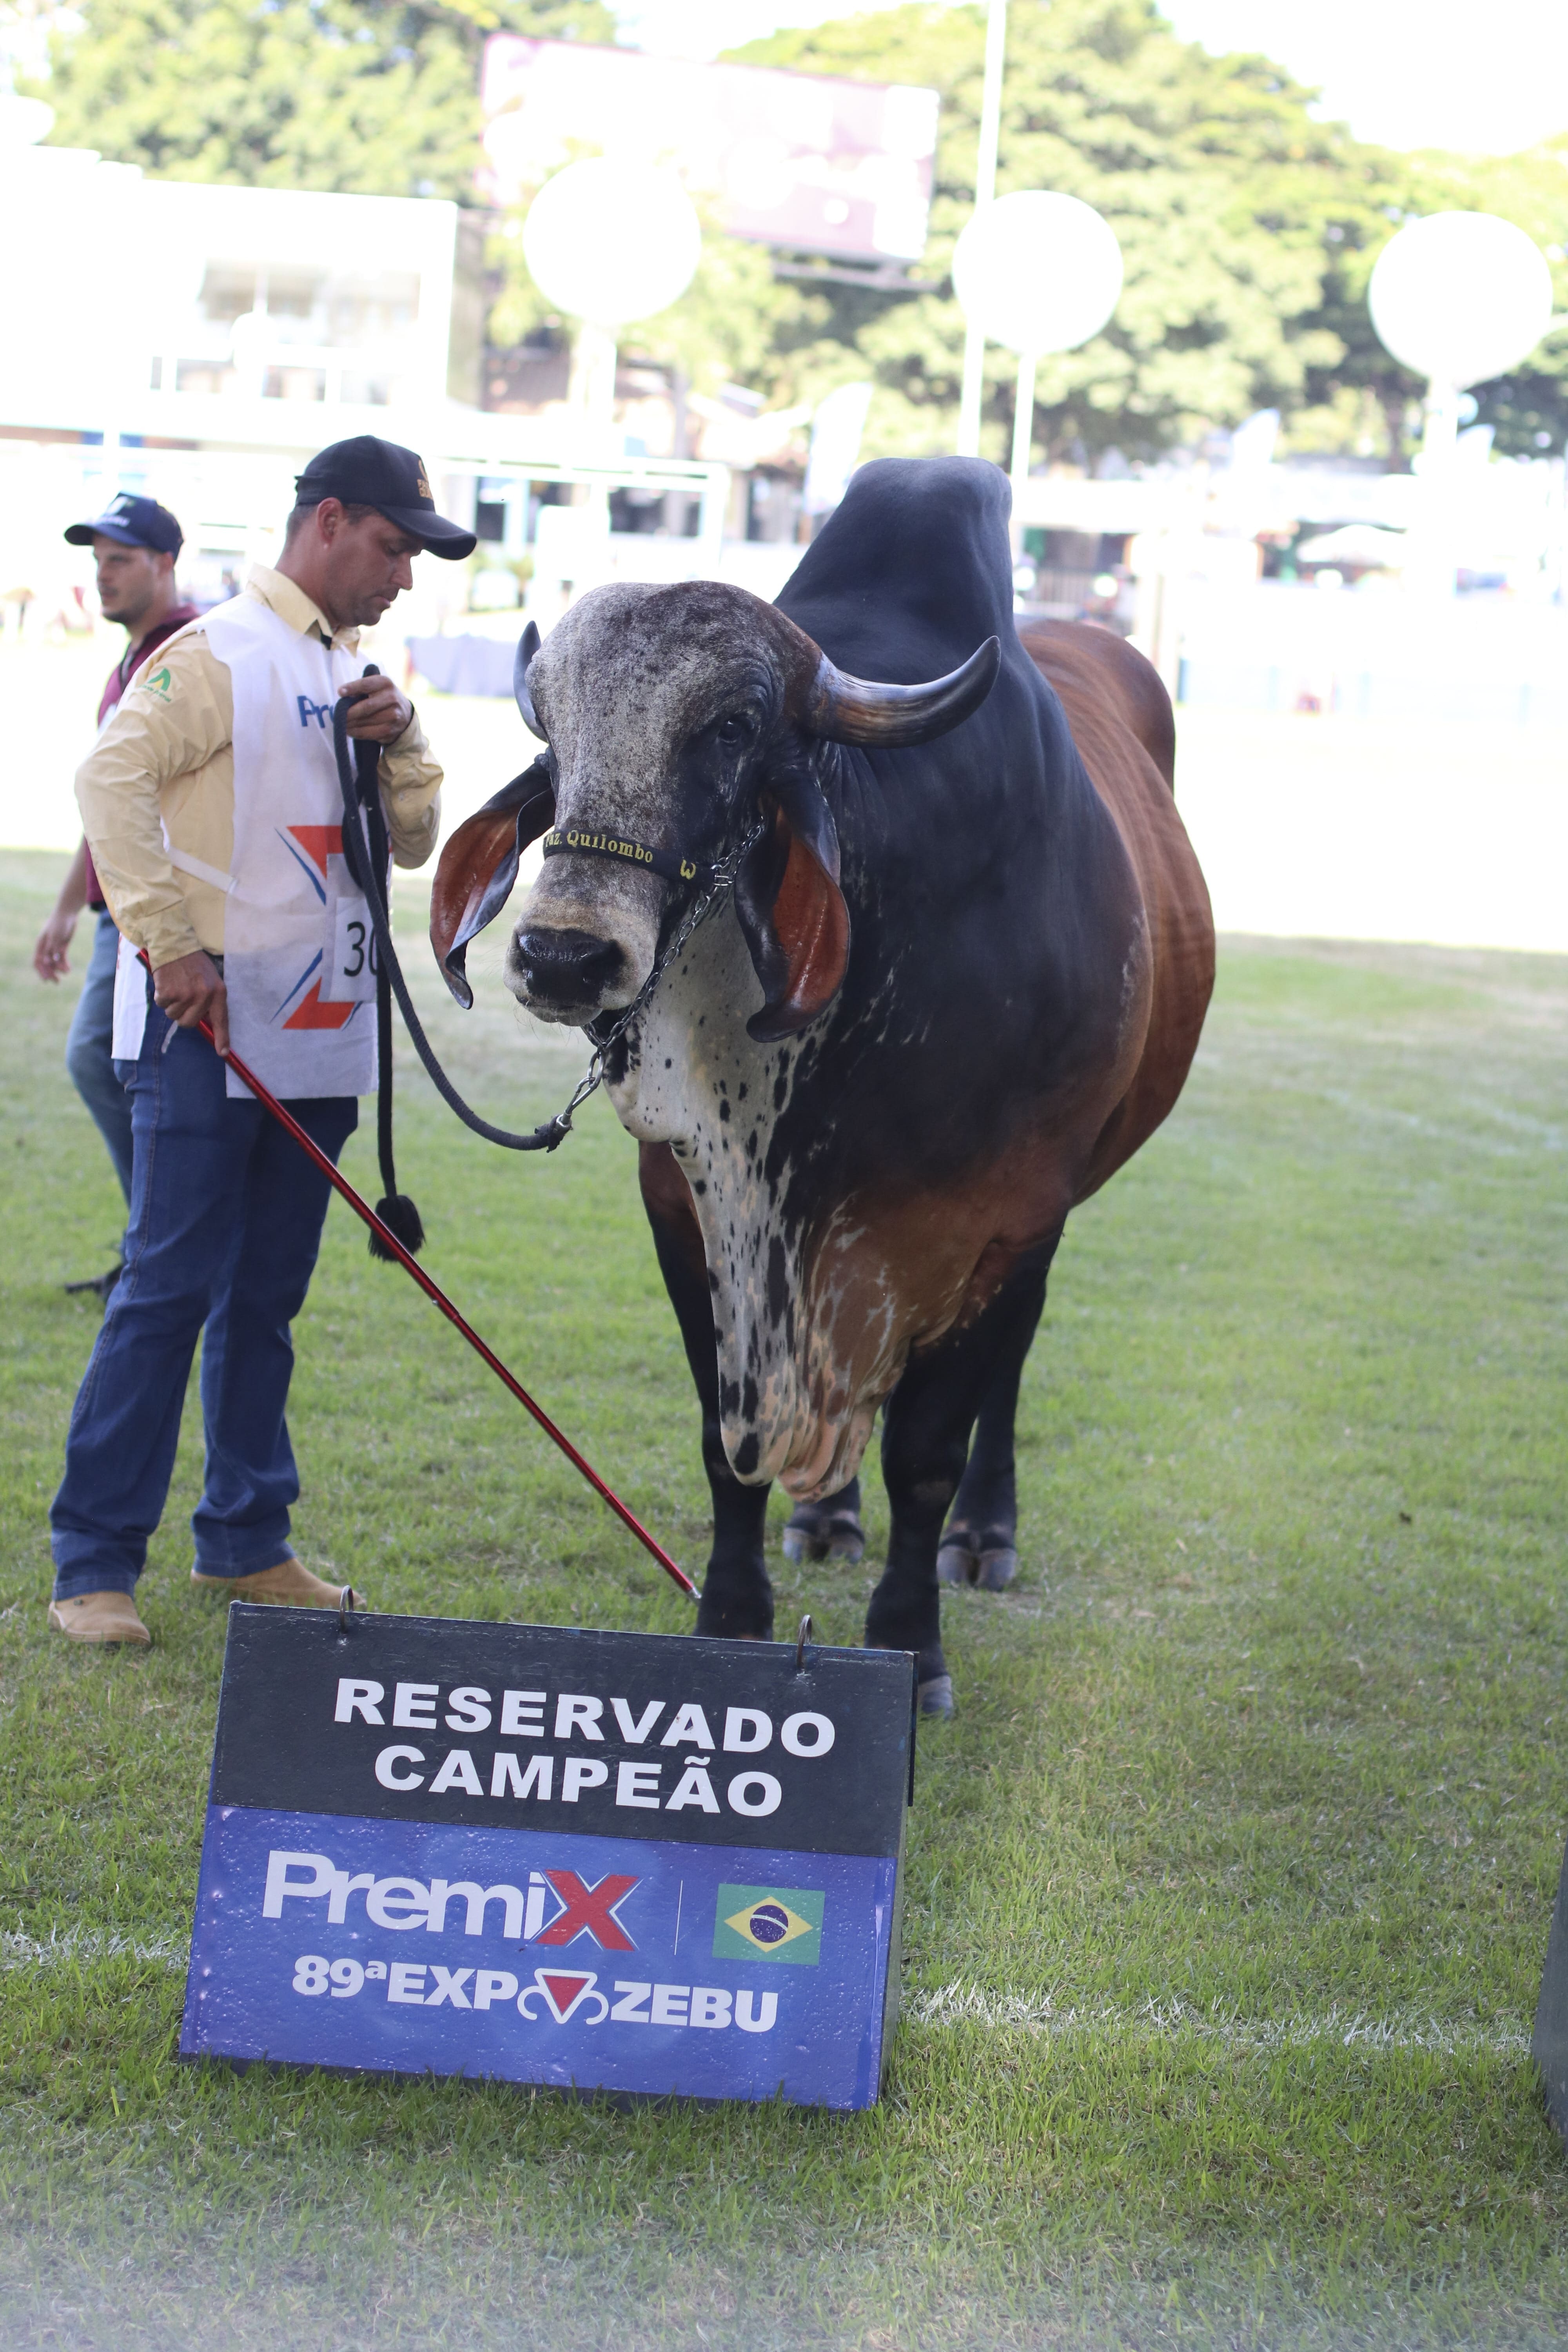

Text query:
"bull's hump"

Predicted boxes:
[[777, 456, 1016, 676]]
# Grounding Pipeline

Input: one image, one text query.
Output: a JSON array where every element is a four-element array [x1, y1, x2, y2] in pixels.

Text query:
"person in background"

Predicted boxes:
[[32, 496, 199, 1299], [50, 437, 474, 1647]]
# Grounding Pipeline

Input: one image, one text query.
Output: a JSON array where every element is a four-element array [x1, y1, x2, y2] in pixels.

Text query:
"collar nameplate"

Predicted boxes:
[[543, 827, 704, 886]]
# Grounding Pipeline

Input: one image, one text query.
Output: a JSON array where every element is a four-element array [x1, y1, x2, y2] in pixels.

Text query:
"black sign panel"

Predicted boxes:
[[210, 1609, 913, 1857]]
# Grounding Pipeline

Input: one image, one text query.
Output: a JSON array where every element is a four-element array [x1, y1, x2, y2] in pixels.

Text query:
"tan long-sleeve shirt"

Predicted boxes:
[[75, 564, 442, 970]]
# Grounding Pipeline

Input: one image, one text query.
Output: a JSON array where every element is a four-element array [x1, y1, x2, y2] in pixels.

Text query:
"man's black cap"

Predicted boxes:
[[294, 435, 477, 561], [64, 492, 183, 557]]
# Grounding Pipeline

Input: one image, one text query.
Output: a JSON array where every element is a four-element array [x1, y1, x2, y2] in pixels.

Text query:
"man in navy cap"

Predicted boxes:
[[33, 495, 199, 1299], [53, 439, 475, 1646]]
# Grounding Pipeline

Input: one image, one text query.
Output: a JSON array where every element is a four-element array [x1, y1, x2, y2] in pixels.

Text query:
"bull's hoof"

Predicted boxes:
[[781, 1508, 865, 1566], [936, 1541, 975, 1588], [694, 1593, 775, 1641], [975, 1546, 1018, 1593], [916, 1673, 955, 1719], [937, 1524, 1017, 1592]]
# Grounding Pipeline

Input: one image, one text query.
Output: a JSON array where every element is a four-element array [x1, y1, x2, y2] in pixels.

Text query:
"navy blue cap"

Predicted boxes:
[[295, 435, 476, 560], [64, 492, 183, 557]]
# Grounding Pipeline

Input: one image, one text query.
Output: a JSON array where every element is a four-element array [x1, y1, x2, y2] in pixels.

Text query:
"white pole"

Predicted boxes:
[[1408, 374, 1461, 597], [571, 323, 618, 430], [1009, 351, 1036, 513], [956, 0, 1008, 457]]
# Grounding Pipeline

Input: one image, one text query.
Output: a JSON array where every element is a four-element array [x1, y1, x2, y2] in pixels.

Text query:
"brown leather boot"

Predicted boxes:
[[190, 1558, 359, 1608], [47, 1591, 151, 1646]]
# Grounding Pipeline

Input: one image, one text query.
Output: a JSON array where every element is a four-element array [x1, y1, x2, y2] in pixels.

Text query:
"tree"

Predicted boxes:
[[31, 0, 612, 202], [1398, 141, 1568, 459], [732, 2, 1394, 464], [732, 2, 1568, 466]]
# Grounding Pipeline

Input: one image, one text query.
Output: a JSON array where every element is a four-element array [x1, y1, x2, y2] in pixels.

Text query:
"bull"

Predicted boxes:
[[432, 458, 1213, 1714]]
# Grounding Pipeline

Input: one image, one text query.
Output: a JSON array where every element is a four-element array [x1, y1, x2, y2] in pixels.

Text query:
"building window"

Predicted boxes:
[[200, 267, 257, 323], [263, 366, 327, 402], [176, 360, 238, 395]]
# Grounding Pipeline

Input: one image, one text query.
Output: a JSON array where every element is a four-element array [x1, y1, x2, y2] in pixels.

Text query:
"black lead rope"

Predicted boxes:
[[331, 681, 572, 1233], [334, 690, 426, 1259]]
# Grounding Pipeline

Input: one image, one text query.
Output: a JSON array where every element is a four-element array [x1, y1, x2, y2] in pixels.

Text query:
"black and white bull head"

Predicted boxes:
[[430, 579, 999, 1499], [430, 580, 998, 1039]]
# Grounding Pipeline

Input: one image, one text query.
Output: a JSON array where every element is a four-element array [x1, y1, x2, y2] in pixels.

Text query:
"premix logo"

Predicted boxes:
[[263, 1849, 640, 1949]]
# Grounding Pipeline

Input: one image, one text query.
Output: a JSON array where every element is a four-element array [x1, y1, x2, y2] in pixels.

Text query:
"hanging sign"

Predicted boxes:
[[180, 1606, 915, 2111]]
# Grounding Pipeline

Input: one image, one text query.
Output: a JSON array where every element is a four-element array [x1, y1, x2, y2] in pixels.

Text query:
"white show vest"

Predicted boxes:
[[113, 594, 381, 1099]]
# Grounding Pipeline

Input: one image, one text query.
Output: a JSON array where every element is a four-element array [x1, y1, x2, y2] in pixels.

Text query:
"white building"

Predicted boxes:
[[0, 139, 738, 626]]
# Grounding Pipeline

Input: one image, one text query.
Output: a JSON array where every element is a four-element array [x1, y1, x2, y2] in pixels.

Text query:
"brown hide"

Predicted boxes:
[[639, 620, 1214, 1498], [1016, 621, 1214, 1204]]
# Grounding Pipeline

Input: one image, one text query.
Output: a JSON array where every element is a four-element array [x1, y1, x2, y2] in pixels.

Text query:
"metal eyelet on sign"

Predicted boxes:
[[338, 1584, 356, 1634], [795, 1613, 814, 1671]]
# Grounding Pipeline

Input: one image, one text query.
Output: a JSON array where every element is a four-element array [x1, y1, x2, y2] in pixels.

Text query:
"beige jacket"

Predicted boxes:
[[75, 564, 442, 970]]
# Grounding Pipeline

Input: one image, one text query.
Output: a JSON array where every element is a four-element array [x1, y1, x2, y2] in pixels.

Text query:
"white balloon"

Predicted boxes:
[[952, 191, 1123, 358], [0, 95, 54, 146], [523, 158, 702, 330], [1369, 211, 1554, 390]]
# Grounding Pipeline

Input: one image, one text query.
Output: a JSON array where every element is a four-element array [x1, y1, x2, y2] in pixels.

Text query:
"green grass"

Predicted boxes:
[[2, 847, 1567, 2348]]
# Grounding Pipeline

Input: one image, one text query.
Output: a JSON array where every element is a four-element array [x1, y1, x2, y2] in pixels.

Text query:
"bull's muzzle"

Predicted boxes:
[[507, 923, 627, 1020]]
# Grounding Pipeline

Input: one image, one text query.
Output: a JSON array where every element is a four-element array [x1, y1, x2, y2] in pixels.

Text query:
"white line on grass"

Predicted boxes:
[[2, 1929, 190, 1971], [1, 1939, 1533, 2059], [907, 1981, 1532, 2058]]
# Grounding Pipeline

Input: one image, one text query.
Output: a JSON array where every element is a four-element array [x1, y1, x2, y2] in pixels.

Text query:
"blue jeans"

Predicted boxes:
[[49, 992, 357, 1598], [66, 908, 134, 1211]]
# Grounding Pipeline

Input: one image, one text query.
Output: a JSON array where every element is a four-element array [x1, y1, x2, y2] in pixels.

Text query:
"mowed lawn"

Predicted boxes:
[[2, 845, 1567, 2349]]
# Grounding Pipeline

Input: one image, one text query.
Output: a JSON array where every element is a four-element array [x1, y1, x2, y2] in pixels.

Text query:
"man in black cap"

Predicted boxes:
[[54, 439, 475, 1647], [33, 495, 200, 1298]]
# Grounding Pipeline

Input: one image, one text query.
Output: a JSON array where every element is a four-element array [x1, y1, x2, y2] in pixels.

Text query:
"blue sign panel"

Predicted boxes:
[[180, 1607, 915, 2109]]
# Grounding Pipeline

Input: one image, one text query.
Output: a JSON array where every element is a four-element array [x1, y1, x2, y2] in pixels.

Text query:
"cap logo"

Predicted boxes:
[[416, 460, 432, 501], [109, 494, 135, 515]]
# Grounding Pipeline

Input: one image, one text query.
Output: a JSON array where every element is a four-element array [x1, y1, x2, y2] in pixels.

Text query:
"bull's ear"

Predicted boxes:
[[733, 767, 850, 1043], [429, 758, 555, 1008], [514, 621, 543, 739]]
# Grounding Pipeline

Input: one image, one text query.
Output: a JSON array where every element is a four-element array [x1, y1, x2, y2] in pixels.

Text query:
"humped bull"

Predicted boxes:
[[430, 457, 1214, 1714]]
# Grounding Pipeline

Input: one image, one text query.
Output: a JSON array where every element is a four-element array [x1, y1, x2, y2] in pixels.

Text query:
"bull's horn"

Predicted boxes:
[[802, 634, 1001, 748], [514, 619, 544, 739]]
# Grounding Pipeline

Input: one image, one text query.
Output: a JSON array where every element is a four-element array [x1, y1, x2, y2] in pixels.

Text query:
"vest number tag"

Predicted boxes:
[[320, 892, 379, 1004]]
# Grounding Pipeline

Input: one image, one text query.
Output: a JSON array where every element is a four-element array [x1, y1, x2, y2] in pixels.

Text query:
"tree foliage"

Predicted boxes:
[[34, 0, 612, 201], [729, 4, 1377, 464], [30, 0, 1568, 459], [732, 1, 1568, 466]]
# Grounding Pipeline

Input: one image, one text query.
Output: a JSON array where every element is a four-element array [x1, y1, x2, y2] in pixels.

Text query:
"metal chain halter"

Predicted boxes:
[[549, 809, 769, 1138]]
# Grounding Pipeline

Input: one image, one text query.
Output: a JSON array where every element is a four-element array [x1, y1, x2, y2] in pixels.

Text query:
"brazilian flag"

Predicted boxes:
[[712, 1884, 824, 1965]]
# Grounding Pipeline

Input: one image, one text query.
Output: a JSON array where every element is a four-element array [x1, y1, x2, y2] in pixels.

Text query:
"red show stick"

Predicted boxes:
[[136, 953, 696, 1601]]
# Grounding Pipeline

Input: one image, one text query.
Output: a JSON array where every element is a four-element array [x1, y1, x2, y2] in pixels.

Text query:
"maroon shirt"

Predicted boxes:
[[85, 603, 201, 910]]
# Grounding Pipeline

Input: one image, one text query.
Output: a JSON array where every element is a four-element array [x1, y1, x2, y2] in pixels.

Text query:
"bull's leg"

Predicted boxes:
[[781, 1476, 865, 1565], [867, 1241, 1060, 1716], [637, 1144, 774, 1640], [937, 1258, 1051, 1593]]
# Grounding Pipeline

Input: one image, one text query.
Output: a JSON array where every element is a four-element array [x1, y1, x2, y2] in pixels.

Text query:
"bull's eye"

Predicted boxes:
[[715, 712, 754, 750]]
